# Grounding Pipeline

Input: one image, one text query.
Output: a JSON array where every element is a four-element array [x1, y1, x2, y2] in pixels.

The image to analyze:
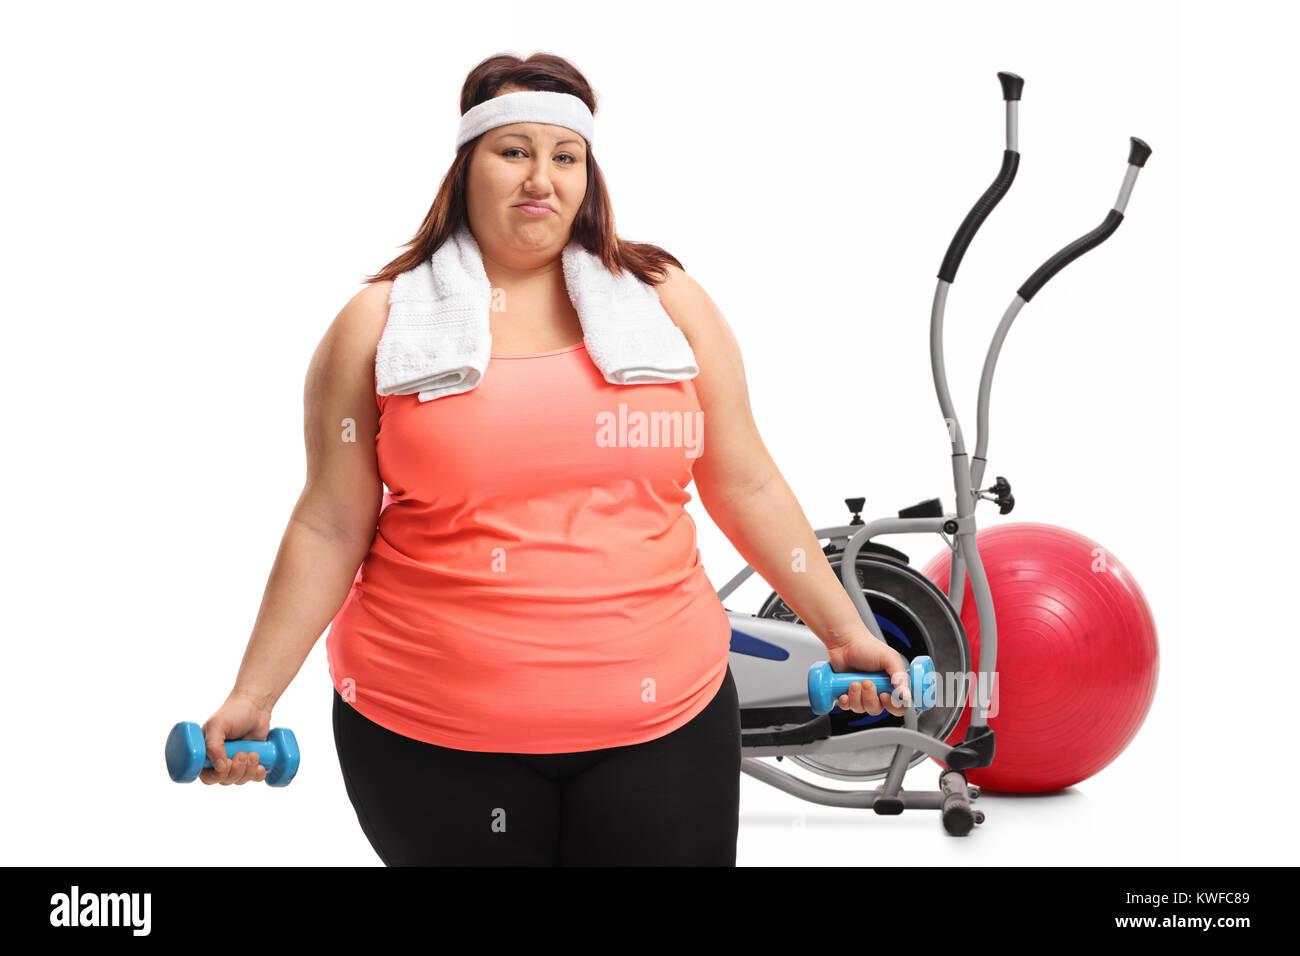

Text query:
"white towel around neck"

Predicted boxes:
[[374, 225, 699, 402]]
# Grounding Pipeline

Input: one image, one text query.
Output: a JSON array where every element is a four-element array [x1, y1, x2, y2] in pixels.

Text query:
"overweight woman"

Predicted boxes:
[[199, 52, 910, 866]]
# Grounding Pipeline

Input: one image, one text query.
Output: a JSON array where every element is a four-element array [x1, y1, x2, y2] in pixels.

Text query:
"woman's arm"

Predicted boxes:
[[225, 282, 391, 714], [656, 265, 875, 652]]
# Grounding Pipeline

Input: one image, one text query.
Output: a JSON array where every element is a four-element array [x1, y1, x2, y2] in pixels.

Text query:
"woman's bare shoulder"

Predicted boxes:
[[343, 280, 394, 343], [305, 280, 393, 405], [328, 280, 393, 363], [655, 263, 701, 341], [654, 263, 742, 366]]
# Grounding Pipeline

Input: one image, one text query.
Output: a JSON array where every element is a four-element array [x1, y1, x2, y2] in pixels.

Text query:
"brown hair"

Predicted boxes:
[[362, 52, 683, 287]]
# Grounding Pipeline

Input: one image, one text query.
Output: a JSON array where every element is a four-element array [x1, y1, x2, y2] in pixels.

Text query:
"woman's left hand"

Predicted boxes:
[[823, 631, 912, 716]]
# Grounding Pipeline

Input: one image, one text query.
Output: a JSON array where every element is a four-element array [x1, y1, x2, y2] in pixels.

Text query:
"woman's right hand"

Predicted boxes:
[[198, 692, 275, 785]]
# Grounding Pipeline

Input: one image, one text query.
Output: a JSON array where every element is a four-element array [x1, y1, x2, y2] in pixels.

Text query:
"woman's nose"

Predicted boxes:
[[523, 160, 551, 192]]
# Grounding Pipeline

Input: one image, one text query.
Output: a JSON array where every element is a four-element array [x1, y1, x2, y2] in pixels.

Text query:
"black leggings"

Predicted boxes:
[[332, 666, 741, 866]]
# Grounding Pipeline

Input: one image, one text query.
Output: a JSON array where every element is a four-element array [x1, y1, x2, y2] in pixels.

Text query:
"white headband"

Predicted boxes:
[[455, 89, 595, 151]]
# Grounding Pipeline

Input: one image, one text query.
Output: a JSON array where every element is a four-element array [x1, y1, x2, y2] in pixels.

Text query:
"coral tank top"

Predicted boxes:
[[325, 302, 732, 753]]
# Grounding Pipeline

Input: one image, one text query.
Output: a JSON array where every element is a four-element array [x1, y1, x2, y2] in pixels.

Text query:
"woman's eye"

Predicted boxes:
[[502, 148, 577, 164]]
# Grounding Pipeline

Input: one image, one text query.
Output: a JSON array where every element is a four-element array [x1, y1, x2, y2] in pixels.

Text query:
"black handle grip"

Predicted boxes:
[[938, 150, 1020, 284], [1017, 209, 1124, 302], [1128, 136, 1152, 167], [937, 72, 1024, 284], [998, 71, 1024, 101]]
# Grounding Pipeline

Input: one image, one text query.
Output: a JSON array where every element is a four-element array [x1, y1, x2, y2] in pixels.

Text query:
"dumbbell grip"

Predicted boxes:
[[807, 656, 935, 715], [809, 668, 896, 715], [208, 738, 280, 770]]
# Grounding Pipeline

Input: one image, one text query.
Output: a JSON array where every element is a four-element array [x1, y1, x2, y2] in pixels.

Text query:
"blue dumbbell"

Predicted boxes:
[[808, 655, 936, 715], [165, 721, 300, 787]]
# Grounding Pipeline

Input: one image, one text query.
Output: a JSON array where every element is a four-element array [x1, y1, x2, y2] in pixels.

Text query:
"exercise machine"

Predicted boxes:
[[720, 71, 1152, 836]]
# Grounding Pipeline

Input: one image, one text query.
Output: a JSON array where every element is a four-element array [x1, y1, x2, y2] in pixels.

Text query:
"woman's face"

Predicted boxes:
[[465, 105, 588, 262]]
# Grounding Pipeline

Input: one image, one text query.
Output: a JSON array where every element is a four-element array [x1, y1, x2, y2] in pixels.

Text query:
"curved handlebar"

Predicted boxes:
[[969, 134, 1153, 483], [1016, 136, 1153, 302], [937, 72, 1024, 284]]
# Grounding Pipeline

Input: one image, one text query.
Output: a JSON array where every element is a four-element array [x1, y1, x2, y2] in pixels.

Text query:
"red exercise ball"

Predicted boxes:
[[922, 522, 1158, 793]]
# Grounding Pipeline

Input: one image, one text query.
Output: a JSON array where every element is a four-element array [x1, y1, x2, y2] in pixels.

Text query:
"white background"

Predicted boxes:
[[1, 0, 1294, 866]]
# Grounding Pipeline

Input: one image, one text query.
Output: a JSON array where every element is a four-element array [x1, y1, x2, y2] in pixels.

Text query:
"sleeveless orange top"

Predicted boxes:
[[325, 301, 732, 753]]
